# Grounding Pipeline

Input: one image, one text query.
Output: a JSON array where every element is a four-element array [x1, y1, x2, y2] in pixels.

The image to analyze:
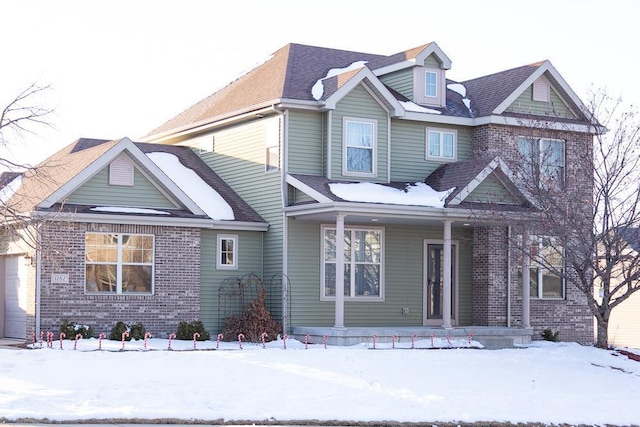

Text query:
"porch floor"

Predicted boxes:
[[292, 326, 534, 349]]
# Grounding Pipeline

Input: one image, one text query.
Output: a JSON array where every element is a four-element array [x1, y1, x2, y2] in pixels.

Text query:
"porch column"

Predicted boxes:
[[521, 228, 531, 328], [334, 213, 346, 328], [443, 220, 453, 328]]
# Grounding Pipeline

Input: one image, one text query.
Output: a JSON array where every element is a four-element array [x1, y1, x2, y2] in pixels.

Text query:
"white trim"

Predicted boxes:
[[285, 174, 332, 203], [320, 224, 385, 302], [216, 234, 239, 270], [372, 41, 452, 76], [327, 110, 332, 179], [342, 116, 378, 178]]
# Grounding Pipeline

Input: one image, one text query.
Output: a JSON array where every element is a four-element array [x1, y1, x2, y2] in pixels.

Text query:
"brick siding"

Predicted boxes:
[[34, 222, 201, 338]]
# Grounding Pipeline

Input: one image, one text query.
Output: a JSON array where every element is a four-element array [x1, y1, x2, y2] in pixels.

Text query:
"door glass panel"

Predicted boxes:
[[426, 244, 455, 321]]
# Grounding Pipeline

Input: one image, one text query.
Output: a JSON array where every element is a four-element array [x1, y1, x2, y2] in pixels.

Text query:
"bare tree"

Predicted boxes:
[[512, 89, 640, 348], [1, 82, 55, 250]]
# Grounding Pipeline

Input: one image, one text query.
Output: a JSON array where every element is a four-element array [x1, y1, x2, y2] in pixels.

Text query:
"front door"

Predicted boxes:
[[423, 241, 456, 326]]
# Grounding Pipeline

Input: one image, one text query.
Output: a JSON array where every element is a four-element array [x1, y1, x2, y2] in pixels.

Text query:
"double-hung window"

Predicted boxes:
[[85, 233, 154, 294], [343, 118, 376, 176], [518, 137, 565, 187], [517, 235, 564, 299], [217, 234, 238, 270], [426, 128, 456, 161], [321, 225, 383, 300], [425, 71, 438, 98]]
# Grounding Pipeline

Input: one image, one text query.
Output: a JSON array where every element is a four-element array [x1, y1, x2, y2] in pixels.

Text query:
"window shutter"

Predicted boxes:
[[109, 155, 135, 186]]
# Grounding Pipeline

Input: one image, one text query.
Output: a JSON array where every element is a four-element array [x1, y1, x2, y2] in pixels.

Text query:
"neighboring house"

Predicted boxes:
[[598, 227, 640, 349], [1, 42, 598, 347]]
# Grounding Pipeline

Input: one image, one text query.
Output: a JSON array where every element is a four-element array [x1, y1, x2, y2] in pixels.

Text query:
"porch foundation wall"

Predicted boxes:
[[37, 222, 201, 338]]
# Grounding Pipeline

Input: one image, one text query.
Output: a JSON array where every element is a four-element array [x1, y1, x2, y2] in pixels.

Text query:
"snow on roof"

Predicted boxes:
[[400, 101, 442, 114], [90, 206, 171, 215], [312, 61, 368, 100], [146, 152, 235, 220], [0, 175, 22, 204], [329, 181, 454, 208], [447, 82, 472, 115]]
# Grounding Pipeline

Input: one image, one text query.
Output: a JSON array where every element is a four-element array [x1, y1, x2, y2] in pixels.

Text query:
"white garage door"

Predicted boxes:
[[4, 256, 27, 339]]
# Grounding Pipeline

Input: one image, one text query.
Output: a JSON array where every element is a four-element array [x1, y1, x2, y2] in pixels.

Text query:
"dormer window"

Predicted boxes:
[[425, 71, 438, 98], [414, 67, 445, 107]]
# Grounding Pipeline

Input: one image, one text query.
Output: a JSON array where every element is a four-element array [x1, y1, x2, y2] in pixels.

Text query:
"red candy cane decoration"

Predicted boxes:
[[430, 333, 435, 348], [261, 332, 268, 348], [193, 332, 200, 350], [237, 333, 244, 350], [121, 331, 129, 350], [392, 335, 397, 349], [143, 332, 152, 350], [168, 333, 176, 350], [39, 331, 44, 348], [32, 333, 36, 347], [446, 334, 452, 347], [98, 333, 106, 350], [323, 335, 328, 349], [372, 335, 377, 350], [74, 334, 82, 350], [411, 334, 417, 349], [47, 331, 53, 348], [282, 334, 288, 349], [467, 332, 474, 346], [59, 332, 66, 349], [216, 333, 223, 349], [304, 334, 310, 349]]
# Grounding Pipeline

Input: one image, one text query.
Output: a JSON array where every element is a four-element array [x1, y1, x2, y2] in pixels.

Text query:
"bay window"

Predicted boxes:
[[322, 226, 383, 300]]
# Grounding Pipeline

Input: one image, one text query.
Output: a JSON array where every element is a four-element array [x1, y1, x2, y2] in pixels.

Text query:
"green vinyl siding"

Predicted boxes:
[[67, 166, 178, 208], [286, 221, 473, 327], [331, 84, 389, 182], [187, 117, 284, 321], [466, 173, 518, 205], [200, 230, 264, 334], [422, 54, 441, 68], [288, 110, 323, 175], [506, 86, 576, 118], [390, 120, 473, 181], [291, 188, 317, 205], [379, 68, 413, 100]]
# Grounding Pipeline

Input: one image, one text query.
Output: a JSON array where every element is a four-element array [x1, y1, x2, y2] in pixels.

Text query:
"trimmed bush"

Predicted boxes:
[[59, 319, 94, 339], [175, 320, 210, 341], [109, 321, 146, 341]]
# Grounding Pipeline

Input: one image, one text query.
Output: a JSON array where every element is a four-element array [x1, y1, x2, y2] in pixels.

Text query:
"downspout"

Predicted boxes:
[[273, 105, 289, 334], [507, 226, 511, 328], [35, 225, 42, 339]]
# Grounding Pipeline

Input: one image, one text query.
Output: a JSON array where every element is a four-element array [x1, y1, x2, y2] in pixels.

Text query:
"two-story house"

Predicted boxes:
[[1, 42, 596, 347]]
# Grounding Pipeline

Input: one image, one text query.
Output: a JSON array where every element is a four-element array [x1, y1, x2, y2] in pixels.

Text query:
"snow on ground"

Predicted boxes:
[[1, 338, 639, 426]]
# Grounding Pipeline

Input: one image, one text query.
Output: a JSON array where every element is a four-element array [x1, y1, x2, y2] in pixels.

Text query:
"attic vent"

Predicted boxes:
[[109, 154, 135, 186], [532, 77, 550, 102]]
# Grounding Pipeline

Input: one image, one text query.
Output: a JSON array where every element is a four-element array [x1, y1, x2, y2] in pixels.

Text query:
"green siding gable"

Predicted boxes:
[[505, 85, 576, 118], [288, 110, 323, 175], [67, 166, 178, 208], [331, 84, 389, 182], [422, 54, 441, 69], [465, 173, 519, 205], [379, 68, 413, 100]]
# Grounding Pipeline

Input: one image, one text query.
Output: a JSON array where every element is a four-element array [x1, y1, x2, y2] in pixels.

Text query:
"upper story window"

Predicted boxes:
[[343, 117, 377, 177], [517, 235, 564, 299], [265, 118, 280, 173], [109, 154, 134, 186], [217, 234, 238, 270], [85, 233, 154, 294], [426, 128, 456, 161], [518, 137, 565, 187], [425, 71, 438, 98], [321, 225, 384, 301]]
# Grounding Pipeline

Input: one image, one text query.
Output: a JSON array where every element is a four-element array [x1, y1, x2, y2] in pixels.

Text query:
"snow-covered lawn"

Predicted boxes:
[[1, 338, 639, 426]]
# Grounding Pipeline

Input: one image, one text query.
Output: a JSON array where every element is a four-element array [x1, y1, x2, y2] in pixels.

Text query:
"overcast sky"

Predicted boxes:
[[1, 0, 638, 169]]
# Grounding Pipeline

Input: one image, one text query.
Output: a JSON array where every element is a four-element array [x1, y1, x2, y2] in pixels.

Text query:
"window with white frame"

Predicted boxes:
[[425, 70, 438, 98], [321, 225, 383, 300], [426, 129, 456, 161], [217, 234, 238, 270], [265, 118, 280, 172], [343, 118, 376, 176], [518, 137, 565, 187], [517, 235, 564, 299], [85, 233, 154, 294]]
